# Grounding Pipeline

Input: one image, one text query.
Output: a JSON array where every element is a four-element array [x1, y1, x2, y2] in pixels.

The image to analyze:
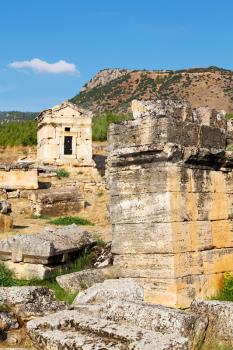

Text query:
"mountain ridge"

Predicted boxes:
[[71, 66, 233, 115]]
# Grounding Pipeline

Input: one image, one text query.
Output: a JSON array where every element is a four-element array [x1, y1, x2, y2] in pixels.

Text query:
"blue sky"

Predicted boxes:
[[0, 0, 233, 111]]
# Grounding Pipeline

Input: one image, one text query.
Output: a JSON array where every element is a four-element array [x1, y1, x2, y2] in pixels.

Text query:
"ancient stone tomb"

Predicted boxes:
[[36, 101, 93, 167], [108, 99, 233, 308]]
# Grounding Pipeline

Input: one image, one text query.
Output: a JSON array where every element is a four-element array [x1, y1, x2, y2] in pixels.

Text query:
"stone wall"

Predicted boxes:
[[0, 162, 38, 190], [108, 99, 233, 309]]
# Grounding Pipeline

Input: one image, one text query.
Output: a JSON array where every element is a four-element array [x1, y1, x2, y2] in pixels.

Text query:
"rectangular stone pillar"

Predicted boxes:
[[108, 100, 233, 308]]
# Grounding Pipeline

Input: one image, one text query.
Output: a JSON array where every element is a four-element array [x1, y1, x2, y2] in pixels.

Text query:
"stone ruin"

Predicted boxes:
[[3, 99, 233, 349], [36, 101, 94, 168], [108, 99, 233, 309], [0, 162, 38, 192], [0, 224, 95, 279], [29, 188, 85, 217]]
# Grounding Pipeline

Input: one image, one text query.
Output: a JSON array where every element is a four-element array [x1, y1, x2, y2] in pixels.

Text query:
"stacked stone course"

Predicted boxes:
[[108, 99, 233, 308]]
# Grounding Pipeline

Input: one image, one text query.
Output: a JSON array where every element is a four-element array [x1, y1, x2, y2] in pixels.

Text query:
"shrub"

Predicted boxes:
[[92, 113, 132, 141], [56, 168, 70, 178], [49, 216, 94, 226], [214, 273, 233, 301], [0, 121, 37, 147]]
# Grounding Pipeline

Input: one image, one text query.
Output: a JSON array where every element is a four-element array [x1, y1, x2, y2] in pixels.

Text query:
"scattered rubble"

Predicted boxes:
[[26, 279, 207, 350], [0, 286, 66, 347], [56, 242, 114, 292], [93, 241, 112, 268]]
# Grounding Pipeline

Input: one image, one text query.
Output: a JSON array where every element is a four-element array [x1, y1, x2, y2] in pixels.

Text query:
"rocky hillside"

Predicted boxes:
[[71, 66, 233, 114]]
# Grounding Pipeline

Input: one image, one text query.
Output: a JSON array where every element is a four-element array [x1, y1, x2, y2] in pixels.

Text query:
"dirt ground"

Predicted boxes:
[[0, 142, 111, 241], [0, 189, 112, 242]]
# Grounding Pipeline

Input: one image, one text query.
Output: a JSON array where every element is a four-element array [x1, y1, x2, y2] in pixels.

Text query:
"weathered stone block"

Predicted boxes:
[[56, 267, 114, 293], [27, 310, 190, 350], [0, 225, 95, 279], [108, 99, 233, 308], [0, 163, 38, 190], [30, 188, 84, 216]]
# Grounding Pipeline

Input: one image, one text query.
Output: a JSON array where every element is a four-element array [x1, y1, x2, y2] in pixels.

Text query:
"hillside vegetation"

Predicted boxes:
[[71, 66, 233, 114], [0, 114, 131, 147], [0, 121, 37, 147], [2, 66, 233, 147]]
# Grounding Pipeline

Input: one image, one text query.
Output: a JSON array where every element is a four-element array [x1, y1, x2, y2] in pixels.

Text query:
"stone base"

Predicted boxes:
[[1, 260, 63, 280], [134, 274, 224, 309]]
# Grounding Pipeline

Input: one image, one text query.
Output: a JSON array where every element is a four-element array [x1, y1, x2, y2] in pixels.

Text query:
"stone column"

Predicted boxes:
[[108, 99, 233, 309]]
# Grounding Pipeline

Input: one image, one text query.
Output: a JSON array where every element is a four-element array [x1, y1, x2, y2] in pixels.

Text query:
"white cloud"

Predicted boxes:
[[8, 58, 78, 74]]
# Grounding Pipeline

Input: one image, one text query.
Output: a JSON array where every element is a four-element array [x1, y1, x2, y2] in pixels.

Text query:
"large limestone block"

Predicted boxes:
[[110, 190, 233, 224], [132, 99, 193, 121], [135, 273, 225, 309], [0, 163, 38, 190], [56, 267, 114, 293], [112, 220, 233, 254], [114, 248, 233, 279], [30, 188, 84, 216], [0, 224, 95, 265], [73, 300, 207, 343], [1, 260, 61, 280], [27, 310, 189, 350], [110, 163, 233, 196], [109, 114, 226, 154]]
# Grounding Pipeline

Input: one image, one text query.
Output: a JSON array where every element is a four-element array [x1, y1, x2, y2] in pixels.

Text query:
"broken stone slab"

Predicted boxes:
[[56, 266, 115, 293], [0, 287, 66, 321], [30, 188, 84, 217], [0, 162, 38, 190], [191, 299, 233, 346], [27, 310, 189, 350], [0, 224, 95, 265], [73, 300, 207, 345], [73, 278, 144, 305]]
